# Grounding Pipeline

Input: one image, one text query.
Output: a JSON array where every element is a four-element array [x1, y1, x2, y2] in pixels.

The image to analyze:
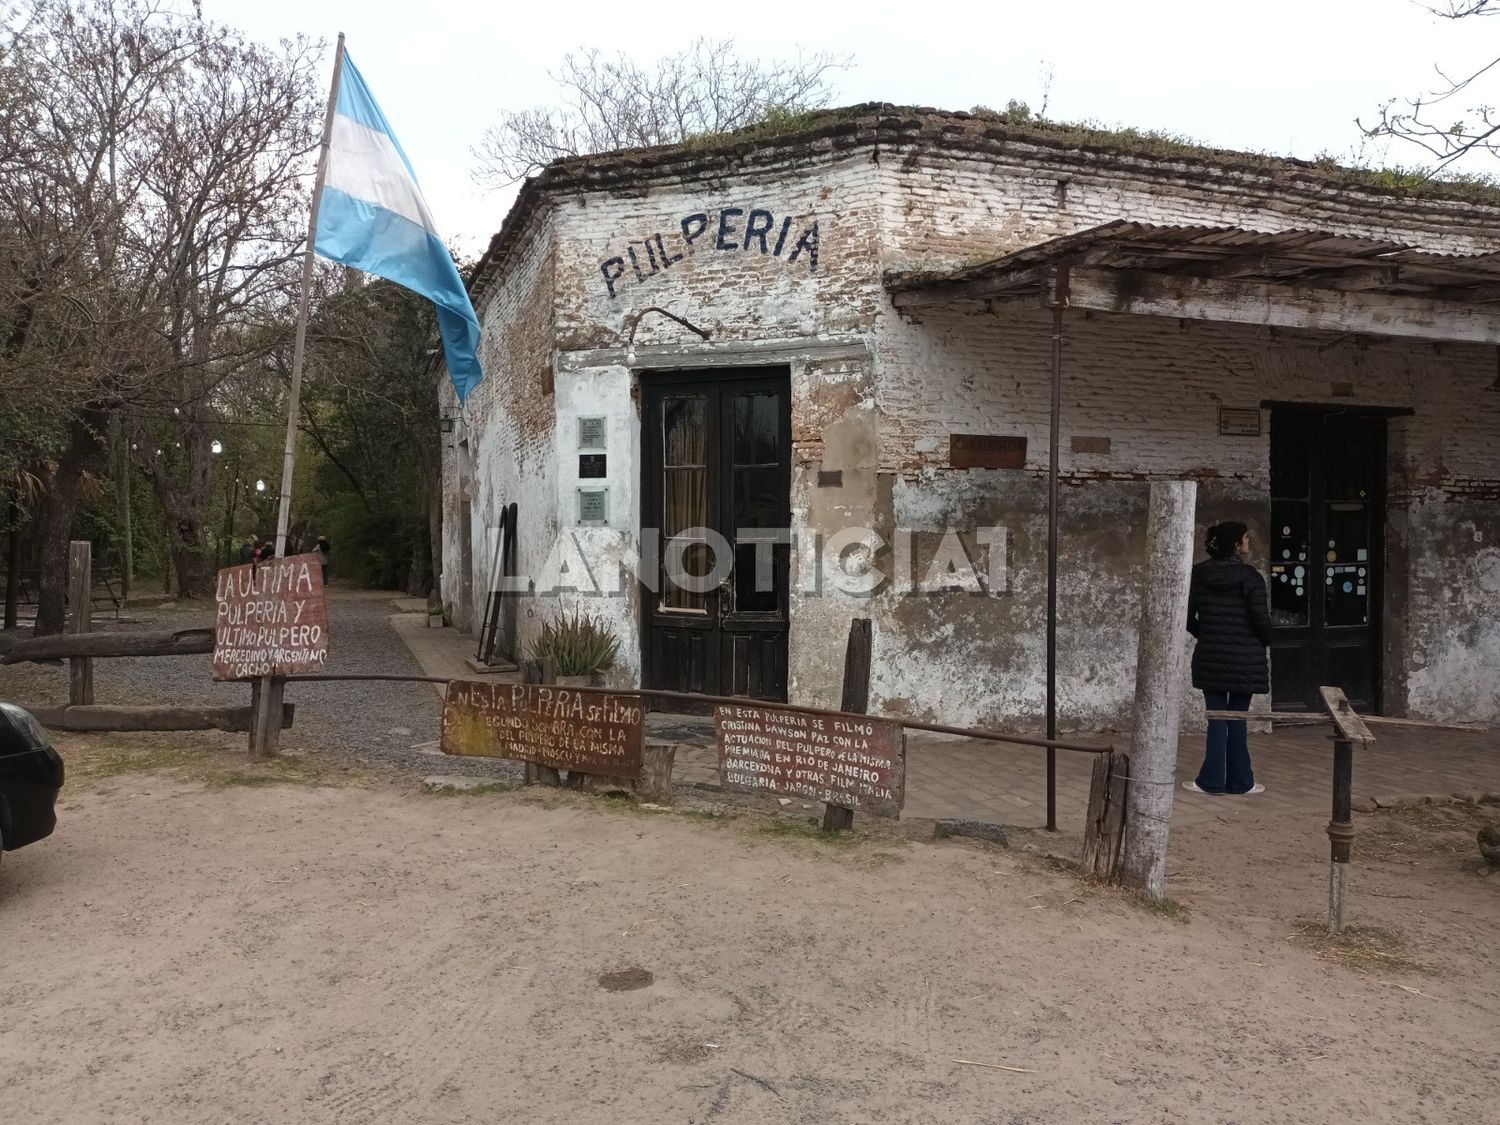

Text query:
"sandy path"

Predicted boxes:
[[2, 745, 1496, 1124]]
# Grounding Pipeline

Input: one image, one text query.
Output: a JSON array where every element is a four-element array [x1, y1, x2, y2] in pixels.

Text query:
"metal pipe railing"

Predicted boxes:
[[279, 673, 1114, 755]]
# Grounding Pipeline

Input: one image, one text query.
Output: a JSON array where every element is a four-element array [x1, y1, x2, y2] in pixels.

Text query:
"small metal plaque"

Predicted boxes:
[[577, 487, 608, 525], [578, 416, 607, 451], [579, 453, 607, 479], [817, 469, 843, 488], [950, 434, 1027, 470], [1218, 407, 1262, 437]]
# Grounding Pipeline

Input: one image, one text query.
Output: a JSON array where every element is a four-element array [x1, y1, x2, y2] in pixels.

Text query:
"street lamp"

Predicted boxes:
[[255, 479, 266, 493], [210, 439, 223, 455]]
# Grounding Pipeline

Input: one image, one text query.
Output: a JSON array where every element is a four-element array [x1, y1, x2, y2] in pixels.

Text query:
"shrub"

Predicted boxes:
[[528, 608, 620, 676]]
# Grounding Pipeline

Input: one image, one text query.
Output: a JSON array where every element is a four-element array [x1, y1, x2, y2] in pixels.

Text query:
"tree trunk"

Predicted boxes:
[[32, 410, 105, 635], [1120, 480, 1197, 900], [146, 428, 215, 599], [165, 506, 215, 597], [405, 536, 427, 597], [115, 417, 132, 602], [4, 498, 22, 630]]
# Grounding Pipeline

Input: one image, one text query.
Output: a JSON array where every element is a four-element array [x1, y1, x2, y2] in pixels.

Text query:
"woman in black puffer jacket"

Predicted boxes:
[[1184, 521, 1272, 795]]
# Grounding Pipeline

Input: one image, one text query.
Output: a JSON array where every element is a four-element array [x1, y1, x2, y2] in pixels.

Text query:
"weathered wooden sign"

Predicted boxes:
[[212, 553, 328, 681], [715, 703, 906, 818], [950, 433, 1027, 470], [441, 681, 645, 775]]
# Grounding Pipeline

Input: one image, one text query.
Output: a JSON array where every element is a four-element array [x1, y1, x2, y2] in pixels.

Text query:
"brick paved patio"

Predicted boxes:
[[666, 719, 1498, 832]]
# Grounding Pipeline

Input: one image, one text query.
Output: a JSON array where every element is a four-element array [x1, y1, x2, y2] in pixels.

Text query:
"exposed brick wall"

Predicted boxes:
[[440, 206, 560, 634], [877, 145, 1499, 273]]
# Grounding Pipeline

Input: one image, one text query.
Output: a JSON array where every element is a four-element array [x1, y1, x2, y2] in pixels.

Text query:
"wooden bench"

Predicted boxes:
[[2, 566, 123, 617]]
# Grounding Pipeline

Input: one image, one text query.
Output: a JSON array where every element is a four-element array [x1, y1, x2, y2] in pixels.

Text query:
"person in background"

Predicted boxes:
[[316, 535, 331, 586], [238, 539, 256, 564], [1183, 520, 1271, 796], [257, 539, 276, 562]]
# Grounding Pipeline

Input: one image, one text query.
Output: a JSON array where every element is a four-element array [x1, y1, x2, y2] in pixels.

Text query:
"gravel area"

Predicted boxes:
[[0, 588, 520, 782]]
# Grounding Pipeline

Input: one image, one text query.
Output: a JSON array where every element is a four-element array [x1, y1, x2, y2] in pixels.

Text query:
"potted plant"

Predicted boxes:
[[529, 608, 619, 686]]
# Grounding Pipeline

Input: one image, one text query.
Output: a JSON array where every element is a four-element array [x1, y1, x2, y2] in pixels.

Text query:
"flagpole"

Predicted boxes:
[[274, 30, 345, 557], [254, 32, 343, 757]]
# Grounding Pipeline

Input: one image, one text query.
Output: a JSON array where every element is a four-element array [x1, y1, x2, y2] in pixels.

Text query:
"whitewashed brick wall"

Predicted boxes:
[[445, 130, 1500, 726]]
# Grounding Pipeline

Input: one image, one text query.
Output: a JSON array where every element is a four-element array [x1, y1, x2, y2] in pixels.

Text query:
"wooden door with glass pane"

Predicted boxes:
[[1268, 408, 1385, 711], [641, 369, 791, 702]]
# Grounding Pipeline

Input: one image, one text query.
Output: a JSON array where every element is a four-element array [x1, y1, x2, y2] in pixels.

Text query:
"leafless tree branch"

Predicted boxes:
[[471, 37, 852, 189], [1359, 1, 1500, 173]]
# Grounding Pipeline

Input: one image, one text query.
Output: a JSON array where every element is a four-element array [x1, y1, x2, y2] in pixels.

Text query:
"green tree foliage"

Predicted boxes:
[[295, 276, 441, 594]]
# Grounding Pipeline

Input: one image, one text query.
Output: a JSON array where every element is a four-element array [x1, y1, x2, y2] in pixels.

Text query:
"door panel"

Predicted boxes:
[[642, 369, 791, 703], [1269, 409, 1384, 711]]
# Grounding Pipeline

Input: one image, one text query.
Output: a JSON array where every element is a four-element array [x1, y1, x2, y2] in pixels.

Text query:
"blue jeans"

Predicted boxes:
[[1196, 691, 1254, 794]]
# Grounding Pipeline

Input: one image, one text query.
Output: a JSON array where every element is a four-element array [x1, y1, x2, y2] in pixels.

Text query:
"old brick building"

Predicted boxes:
[[439, 106, 1500, 729]]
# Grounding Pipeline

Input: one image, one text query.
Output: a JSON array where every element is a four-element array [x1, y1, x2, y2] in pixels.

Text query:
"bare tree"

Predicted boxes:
[[1361, 1, 1500, 172], [1, 0, 319, 627], [472, 38, 852, 188], [121, 24, 320, 598]]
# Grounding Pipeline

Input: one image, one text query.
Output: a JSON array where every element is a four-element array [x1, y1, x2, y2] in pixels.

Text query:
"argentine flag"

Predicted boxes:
[[316, 52, 483, 403]]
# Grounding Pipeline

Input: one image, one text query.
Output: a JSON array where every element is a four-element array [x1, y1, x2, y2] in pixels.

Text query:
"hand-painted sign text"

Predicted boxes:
[[212, 553, 329, 680], [715, 703, 905, 818], [599, 207, 821, 299]]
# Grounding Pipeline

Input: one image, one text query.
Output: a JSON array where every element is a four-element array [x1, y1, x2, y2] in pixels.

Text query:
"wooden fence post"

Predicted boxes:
[[822, 617, 872, 832], [1319, 685, 1373, 935], [67, 540, 94, 705], [250, 677, 285, 758], [1081, 750, 1130, 879], [1121, 480, 1196, 899], [638, 741, 678, 803], [522, 657, 561, 787]]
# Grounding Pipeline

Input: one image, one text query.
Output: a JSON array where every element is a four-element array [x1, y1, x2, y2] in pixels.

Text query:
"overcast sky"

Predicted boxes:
[[210, 0, 1497, 257]]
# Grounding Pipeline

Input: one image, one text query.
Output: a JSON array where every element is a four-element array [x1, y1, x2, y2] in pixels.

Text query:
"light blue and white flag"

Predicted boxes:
[[315, 51, 483, 403]]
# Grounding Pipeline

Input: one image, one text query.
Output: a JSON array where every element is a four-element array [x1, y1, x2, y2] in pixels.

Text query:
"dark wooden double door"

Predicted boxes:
[[641, 369, 791, 702], [1269, 408, 1386, 711]]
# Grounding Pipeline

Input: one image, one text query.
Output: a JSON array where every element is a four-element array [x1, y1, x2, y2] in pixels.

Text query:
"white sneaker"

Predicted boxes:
[[1182, 780, 1211, 794], [1233, 783, 1266, 795]]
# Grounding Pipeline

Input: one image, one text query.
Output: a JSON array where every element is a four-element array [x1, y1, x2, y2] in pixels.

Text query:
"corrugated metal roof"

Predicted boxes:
[[887, 221, 1500, 300]]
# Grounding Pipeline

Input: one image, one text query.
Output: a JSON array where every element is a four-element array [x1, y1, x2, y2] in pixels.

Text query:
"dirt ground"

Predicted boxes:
[[2, 735, 1498, 1125]]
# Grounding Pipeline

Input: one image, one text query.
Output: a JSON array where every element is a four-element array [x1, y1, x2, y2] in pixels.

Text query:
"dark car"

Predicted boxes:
[[0, 702, 64, 864]]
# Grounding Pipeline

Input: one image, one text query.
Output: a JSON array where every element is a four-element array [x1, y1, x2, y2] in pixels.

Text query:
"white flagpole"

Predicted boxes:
[[274, 31, 345, 556], [254, 32, 344, 757]]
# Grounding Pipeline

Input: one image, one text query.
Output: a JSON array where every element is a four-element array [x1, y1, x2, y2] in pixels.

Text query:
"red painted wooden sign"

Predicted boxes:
[[212, 553, 329, 681]]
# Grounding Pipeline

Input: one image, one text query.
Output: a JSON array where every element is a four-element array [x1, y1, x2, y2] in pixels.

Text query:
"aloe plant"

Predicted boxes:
[[528, 608, 619, 676]]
